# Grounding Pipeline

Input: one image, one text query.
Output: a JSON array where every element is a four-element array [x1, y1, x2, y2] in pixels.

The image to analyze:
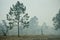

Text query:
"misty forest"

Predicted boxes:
[[0, 1, 60, 37]]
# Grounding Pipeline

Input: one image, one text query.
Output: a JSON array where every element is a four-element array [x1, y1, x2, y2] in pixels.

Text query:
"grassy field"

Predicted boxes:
[[0, 35, 60, 40]]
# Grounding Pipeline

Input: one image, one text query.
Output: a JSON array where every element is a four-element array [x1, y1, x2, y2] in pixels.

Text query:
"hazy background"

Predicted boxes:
[[0, 0, 60, 35]]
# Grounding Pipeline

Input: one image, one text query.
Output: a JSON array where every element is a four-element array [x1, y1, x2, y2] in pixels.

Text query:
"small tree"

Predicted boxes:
[[7, 1, 29, 36], [52, 9, 60, 30], [0, 20, 9, 36], [41, 22, 48, 35]]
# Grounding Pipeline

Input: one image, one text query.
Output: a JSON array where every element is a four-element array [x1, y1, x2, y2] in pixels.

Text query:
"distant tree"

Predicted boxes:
[[6, 1, 29, 36], [52, 9, 60, 30], [29, 16, 39, 34], [0, 20, 9, 36], [29, 16, 38, 28], [41, 22, 48, 35]]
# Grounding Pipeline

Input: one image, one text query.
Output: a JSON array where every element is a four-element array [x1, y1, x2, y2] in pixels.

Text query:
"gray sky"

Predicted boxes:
[[0, 0, 60, 26]]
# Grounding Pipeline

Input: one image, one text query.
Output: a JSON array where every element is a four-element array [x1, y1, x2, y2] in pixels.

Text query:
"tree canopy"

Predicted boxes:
[[7, 1, 29, 36], [53, 9, 60, 30]]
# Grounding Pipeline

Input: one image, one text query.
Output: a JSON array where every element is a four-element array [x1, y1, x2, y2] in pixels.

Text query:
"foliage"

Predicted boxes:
[[0, 20, 9, 36], [6, 1, 29, 36], [52, 9, 60, 30], [29, 16, 38, 28]]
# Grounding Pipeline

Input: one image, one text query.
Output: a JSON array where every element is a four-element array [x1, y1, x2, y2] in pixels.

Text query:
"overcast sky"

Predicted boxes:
[[0, 0, 60, 27]]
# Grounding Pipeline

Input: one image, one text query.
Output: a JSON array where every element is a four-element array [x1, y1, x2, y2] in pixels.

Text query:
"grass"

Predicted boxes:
[[0, 35, 60, 40]]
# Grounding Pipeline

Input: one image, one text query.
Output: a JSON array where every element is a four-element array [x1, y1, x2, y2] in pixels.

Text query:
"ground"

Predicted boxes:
[[0, 35, 60, 40]]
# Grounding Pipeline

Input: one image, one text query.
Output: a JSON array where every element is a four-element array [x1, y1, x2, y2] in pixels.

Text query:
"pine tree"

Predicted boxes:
[[7, 1, 29, 36], [53, 9, 60, 30]]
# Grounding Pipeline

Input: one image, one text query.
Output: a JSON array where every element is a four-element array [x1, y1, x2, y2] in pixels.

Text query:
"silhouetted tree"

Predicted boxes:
[[7, 1, 29, 36], [53, 9, 60, 30]]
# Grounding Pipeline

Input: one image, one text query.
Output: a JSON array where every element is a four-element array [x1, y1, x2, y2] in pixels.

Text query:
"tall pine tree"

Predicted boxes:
[[7, 1, 29, 36]]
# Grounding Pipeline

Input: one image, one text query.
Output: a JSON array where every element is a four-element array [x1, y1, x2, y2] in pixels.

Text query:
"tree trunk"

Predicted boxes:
[[18, 19, 19, 37], [41, 29, 43, 35], [41, 27, 43, 35], [4, 33, 7, 36]]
